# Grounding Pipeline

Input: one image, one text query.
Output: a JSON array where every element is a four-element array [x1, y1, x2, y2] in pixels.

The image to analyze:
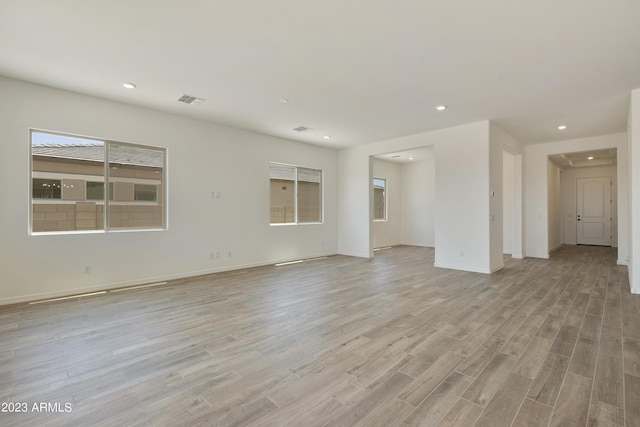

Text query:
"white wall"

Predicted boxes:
[[547, 161, 562, 252], [491, 123, 524, 258], [629, 89, 640, 293], [561, 165, 618, 246], [338, 152, 372, 258], [513, 155, 524, 258], [503, 152, 514, 254], [489, 128, 504, 271], [434, 123, 493, 273], [0, 77, 339, 304], [525, 133, 628, 262], [400, 154, 435, 247], [339, 121, 497, 273], [372, 159, 401, 248], [372, 155, 436, 249]]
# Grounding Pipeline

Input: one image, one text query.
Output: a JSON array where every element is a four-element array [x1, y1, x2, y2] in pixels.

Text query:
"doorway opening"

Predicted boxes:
[[370, 147, 435, 254], [547, 148, 617, 250]]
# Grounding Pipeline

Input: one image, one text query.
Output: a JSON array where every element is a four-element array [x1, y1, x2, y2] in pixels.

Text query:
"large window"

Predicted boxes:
[[373, 178, 387, 221], [269, 163, 322, 224], [30, 130, 166, 233]]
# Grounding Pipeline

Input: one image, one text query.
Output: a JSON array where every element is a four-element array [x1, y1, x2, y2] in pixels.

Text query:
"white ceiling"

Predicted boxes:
[[1, 1, 639, 149], [374, 146, 434, 164], [549, 148, 617, 169]]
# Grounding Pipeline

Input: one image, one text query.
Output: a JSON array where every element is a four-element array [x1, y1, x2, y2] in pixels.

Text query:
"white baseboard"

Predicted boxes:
[[0, 252, 339, 306], [337, 250, 372, 258], [527, 254, 550, 260], [491, 263, 505, 273], [434, 262, 493, 274]]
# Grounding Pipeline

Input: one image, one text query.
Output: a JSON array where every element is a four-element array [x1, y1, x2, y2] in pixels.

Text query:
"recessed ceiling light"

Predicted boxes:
[[435, 105, 447, 111], [122, 82, 136, 89], [279, 98, 289, 103], [323, 135, 331, 139], [587, 156, 594, 160], [409, 157, 414, 160], [557, 125, 567, 130]]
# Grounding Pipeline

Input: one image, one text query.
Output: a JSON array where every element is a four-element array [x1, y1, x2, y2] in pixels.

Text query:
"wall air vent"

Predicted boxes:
[[178, 94, 205, 105], [293, 126, 311, 132]]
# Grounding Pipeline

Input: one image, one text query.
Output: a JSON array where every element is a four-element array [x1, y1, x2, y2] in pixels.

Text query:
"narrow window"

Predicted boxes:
[[373, 178, 387, 221], [31, 132, 104, 232], [297, 167, 322, 223], [107, 143, 165, 229]]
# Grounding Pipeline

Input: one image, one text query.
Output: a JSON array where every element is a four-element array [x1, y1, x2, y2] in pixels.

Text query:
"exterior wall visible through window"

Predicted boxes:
[[269, 163, 322, 225]]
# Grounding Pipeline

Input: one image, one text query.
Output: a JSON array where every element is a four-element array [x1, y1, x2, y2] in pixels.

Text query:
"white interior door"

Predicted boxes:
[[576, 177, 612, 246]]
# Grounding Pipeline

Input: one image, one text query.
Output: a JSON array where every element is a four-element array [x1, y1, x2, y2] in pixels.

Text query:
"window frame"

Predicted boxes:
[[269, 162, 323, 226], [373, 177, 387, 222], [29, 129, 167, 235]]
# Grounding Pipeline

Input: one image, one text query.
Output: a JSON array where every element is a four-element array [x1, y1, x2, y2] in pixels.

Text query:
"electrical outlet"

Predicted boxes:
[[215, 252, 220, 259], [227, 251, 232, 258], [84, 265, 91, 274], [210, 252, 215, 260], [460, 251, 464, 257]]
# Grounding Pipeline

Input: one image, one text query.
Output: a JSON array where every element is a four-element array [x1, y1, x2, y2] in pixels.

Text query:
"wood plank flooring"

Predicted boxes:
[[1, 245, 640, 426]]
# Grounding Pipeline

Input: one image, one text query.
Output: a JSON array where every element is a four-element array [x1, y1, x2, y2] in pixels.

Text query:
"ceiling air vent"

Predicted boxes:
[[178, 94, 205, 105], [293, 126, 311, 132]]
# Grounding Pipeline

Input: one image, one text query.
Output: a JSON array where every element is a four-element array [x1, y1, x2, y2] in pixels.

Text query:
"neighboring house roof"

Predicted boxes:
[[269, 163, 321, 183], [32, 144, 163, 168]]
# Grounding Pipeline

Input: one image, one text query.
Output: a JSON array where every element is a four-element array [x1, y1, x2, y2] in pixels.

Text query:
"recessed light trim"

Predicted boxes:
[[558, 125, 567, 130], [435, 105, 447, 111], [122, 82, 136, 89], [587, 156, 594, 160], [323, 135, 331, 139], [409, 157, 414, 160]]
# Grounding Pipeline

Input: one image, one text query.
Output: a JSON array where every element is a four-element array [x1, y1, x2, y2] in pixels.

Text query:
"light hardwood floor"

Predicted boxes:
[[1, 245, 640, 426]]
